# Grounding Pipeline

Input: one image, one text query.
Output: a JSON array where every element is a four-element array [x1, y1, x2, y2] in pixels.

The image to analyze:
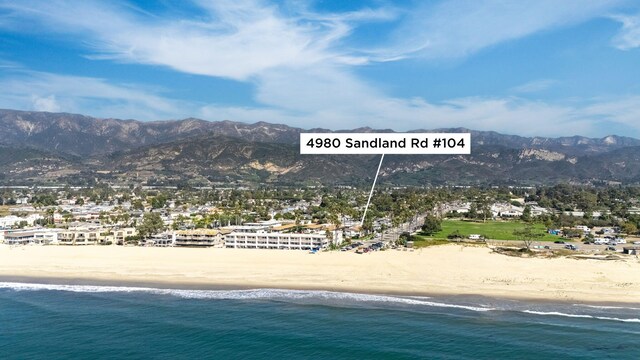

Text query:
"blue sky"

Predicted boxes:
[[1, 0, 640, 137]]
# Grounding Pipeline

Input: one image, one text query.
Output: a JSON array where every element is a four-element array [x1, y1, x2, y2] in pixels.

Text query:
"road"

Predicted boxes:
[[379, 214, 426, 244]]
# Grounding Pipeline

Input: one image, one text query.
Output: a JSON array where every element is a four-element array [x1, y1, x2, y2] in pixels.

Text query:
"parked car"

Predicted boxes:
[[554, 240, 565, 244], [605, 246, 617, 251], [564, 244, 577, 250]]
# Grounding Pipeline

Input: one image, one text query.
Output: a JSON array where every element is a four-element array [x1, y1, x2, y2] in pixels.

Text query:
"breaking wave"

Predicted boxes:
[[0, 282, 493, 312], [2, 282, 639, 323], [523, 310, 640, 323], [574, 304, 640, 311]]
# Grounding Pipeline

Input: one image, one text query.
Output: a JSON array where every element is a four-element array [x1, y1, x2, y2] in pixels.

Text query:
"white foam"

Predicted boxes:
[[5, 282, 639, 322], [523, 310, 640, 323], [0, 282, 494, 312], [523, 310, 593, 319], [574, 304, 640, 311]]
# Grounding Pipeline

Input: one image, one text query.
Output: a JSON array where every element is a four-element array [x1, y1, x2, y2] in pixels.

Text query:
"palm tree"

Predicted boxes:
[[327, 212, 342, 248], [45, 208, 55, 225]]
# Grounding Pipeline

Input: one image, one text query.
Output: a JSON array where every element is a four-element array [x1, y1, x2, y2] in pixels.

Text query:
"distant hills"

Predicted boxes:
[[2, 108, 640, 186]]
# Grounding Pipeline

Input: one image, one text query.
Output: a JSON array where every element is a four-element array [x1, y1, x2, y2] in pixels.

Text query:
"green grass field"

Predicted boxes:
[[410, 237, 450, 248], [421, 219, 560, 241]]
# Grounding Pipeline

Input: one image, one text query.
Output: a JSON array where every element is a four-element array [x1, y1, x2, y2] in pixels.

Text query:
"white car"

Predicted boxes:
[[615, 238, 626, 244], [633, 241, 640, 245]]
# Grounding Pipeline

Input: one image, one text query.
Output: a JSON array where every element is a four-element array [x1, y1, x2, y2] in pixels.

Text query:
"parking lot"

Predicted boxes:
[[340, 240, 386, 253], [487, 239, 639, 253]]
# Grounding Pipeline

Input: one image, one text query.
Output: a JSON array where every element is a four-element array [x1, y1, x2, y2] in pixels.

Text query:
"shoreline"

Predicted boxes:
[[2, 275, 640, 308], [1, 244, 639, 305]]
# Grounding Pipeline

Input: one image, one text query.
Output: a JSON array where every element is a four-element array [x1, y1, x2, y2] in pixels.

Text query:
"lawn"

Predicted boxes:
[[410, 237, 450, 248], [423, 219, 560, 241]]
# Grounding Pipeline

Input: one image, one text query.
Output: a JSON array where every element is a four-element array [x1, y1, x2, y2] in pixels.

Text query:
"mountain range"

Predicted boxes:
[[2, 108, 640, 186]]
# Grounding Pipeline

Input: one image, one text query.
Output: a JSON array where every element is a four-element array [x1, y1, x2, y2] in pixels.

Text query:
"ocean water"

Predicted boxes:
[[0, 283, 639, 359]]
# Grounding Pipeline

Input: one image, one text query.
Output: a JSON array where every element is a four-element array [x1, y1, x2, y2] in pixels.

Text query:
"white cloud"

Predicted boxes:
[[0, 0, 388, 80], [1, 0, 640, 138], [201, 91, 639, 138], [3, 68, 640, 137], [374, 0, 622, 61], [511, 79, 558, 94], [0, 71, 188, 120], [582, 95, 640, 126], [32, 95, 61, 112], [610, 13, 640, 50]]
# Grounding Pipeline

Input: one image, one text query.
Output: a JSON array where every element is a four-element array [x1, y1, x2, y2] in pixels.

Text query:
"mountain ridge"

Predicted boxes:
[[1, 109, 640, 186]]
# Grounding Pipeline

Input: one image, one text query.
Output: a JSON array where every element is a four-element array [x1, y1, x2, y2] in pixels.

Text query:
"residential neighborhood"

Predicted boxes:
[[2, 184, 640, 256]]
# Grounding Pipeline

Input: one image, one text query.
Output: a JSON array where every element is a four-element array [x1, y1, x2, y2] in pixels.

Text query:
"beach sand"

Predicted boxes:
[[1, 244, 639, 303]]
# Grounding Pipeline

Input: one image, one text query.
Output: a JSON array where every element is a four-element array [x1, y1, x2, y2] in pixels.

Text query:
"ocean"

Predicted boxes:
[[0, 282, 638, 359]]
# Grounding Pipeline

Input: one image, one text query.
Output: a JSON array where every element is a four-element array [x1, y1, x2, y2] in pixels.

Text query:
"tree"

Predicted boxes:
[[421, 215, 442, 235], [45, 208, 55, 225], [14, 220, 28, 229], [136, 212, 165, 239], [362, 217, 373, 236], [512, 225, 544, 251], [62, 212, 74, 223], [447, 230, 464, 240], [562, 228, 582, 239], [467, 203, 478, 219], [172, 214, 187, 230], [622, 221, 638, 235], [521, 205, 532, 222], [478, 200, 492, 222], [151, 194, 168, 209], [327, 212, 342, 247], [132, 199, 145, 211]]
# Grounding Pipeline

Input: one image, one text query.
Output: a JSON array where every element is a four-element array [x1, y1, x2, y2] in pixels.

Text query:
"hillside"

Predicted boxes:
[[1, 109, 640, 186]]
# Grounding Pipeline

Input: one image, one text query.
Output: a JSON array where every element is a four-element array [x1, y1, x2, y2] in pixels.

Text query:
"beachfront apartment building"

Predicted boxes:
[[174, 229, 226, 247], [2, 229, 60, 245], [57, 226, 137, 245], [58, 227, 105, 245], [224, 227, 342, 250], [113, 227, 137, 244]]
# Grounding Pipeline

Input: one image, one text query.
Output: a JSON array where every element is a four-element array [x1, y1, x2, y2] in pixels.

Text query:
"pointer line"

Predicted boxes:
[[361, 153, 385, 227]]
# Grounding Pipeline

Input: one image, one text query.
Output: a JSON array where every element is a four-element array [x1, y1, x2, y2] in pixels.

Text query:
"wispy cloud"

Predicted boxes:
[[373, 0, 622, 61], [0, 0, 387, 80], [2, 67, 640, 137], [582, 95, 640, 127], [0, 70, 188, 120], [610, 13, 640, 50], [201, 92, 640, 138], [1, 0, 640, 138], [511, 79, 559, 94]]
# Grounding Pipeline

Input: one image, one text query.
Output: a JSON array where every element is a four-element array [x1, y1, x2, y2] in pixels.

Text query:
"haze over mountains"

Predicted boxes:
[[2, 109, 640, 186]]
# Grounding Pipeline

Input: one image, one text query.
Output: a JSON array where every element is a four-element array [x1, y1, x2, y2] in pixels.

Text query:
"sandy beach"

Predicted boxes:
[[1, 244, 639, 303]]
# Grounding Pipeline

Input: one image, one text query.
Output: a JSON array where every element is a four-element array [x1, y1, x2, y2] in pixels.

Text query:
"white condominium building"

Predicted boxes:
[[2, 229, 60, 245], [225, 230, 342, 250]]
